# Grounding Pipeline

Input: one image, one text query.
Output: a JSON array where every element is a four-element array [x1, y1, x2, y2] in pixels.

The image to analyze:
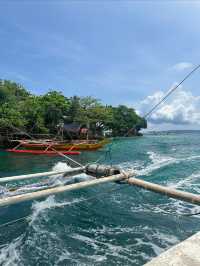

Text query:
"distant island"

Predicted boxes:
[[0, 79, 147, 145]]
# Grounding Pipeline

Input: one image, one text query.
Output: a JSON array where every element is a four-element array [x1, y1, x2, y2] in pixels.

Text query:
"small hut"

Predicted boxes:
[[62, 123, 89, 139]]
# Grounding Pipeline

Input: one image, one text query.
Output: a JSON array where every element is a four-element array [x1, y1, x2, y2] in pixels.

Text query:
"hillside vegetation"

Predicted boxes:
[[0, 80, 147, 137]]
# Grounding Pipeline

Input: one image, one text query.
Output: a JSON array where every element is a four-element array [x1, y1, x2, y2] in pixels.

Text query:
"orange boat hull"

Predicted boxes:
[[20, 140, 107, 151]]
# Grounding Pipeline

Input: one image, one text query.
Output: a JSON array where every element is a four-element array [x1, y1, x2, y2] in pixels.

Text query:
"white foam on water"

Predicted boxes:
[[169, 171, 200, 190], [48, 162, 74, 186], [0, 236, 23, 266], [29, 195, 85, 226], [129, 190, 200, 220], [0, 194, 88, 266], [70, 232, 137, 264], [121, 151, 200, 178], [120, 151, 176, 177], [1, 151, 200, 266], [51, 161, 71, 179], [144, 229, 179, 256], [49, 161, 90, 185], [10, 182, 51, 196], [165, 170, 200, 215], [4, 161, 90, 197], [55, 249, 79, 265], [140, 151, 175, 176], [0, 162, 72, 197], [41, 157, 200, 266], [52, 161, 71, 172], [69, 223, 180, 265], [0, 161, 92, 266], [185, 155, 200, 162], [0, 186, 10, 198], [82, 224, 138, 236], [2, 161, 91, 228], [171, 147, 177, 151]]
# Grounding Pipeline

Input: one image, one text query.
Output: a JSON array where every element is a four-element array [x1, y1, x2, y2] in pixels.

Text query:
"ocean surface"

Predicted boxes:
[[0, 132, 200, 265]]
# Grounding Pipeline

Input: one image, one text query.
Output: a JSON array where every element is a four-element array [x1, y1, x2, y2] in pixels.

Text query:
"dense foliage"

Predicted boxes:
[[0, 80, 147, 137]]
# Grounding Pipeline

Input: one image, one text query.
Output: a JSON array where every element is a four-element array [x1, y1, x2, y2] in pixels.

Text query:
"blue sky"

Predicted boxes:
[[1, 1, 200, 129]]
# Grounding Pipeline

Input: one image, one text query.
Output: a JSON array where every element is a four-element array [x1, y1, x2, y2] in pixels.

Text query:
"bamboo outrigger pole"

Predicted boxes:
[[1, 164, 200, 208], [127, 178, 200, 206], [0, 164, 120, 184], [0, 170, 133, 207], [0, 167, 85, 184]]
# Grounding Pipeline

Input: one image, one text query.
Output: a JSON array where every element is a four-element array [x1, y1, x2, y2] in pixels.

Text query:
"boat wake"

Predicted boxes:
[[1, 148, 200, 265], [121, 151, 200, 178], [0, 191, 88, 266]]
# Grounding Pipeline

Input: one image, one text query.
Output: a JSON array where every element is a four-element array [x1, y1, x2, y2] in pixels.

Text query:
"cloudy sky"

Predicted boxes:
[[0, 1, 200, 130]]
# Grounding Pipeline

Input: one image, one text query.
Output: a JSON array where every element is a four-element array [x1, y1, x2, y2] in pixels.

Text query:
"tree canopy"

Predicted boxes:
[[0, 80, 147, 137]]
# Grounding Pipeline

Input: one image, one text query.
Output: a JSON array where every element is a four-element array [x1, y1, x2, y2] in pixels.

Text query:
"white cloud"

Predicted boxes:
[[171, 62, 194, 71], [139, 88, 200, 126]]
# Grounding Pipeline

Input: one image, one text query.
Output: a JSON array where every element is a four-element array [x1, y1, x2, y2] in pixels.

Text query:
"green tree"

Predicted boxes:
[[76, 97, 113, 135], [0, 79, 147, 138], [67, 96, 82, 123], [19, 96, 47, 133], [0, 80, 29, 103], [0, 102, 25, 128], [107, 105, 146, 136], [41, 91, 70, 132]]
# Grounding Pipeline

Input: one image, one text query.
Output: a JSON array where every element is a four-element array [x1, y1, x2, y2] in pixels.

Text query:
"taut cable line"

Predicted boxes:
[[123, 64, 200, 137], [143, 64, 200, 119]]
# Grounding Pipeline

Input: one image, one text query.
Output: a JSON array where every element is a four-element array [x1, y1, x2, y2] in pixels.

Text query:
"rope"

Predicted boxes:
[[50, 147, 84, 168], [3, 66, 200, 226], [0, 215, 30, 228], [6, 122, 84, 168], [9, 125, 34, 140], [144, 64, 200, 119], [122, 64, 200, 136], [115, 64, 200, 187]]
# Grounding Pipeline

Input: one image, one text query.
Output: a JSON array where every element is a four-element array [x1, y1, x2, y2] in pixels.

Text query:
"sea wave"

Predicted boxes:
[[121, 151, 200, 178], [1, 135, 200, 266], [0, 162, 91, 266], [0, 236, 23, 266]]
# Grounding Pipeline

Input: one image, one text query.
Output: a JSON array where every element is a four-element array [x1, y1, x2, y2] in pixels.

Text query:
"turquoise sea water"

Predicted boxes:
[[0, 132, 200, 265]]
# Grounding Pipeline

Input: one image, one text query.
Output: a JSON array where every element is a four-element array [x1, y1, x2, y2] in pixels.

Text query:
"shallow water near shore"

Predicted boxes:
[[0, 132, 200, 265]]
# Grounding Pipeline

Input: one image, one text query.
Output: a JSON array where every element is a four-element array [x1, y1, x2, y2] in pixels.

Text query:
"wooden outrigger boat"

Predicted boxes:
[[6, 140, 82, 156], [6, 139, 109, 156], [18, 139, 109, 151]]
